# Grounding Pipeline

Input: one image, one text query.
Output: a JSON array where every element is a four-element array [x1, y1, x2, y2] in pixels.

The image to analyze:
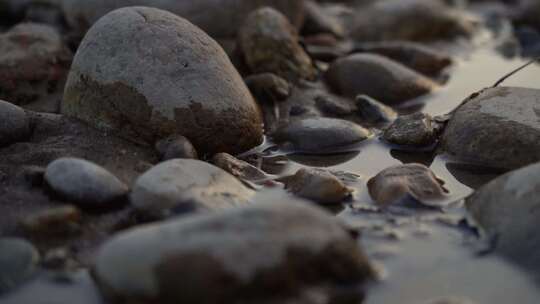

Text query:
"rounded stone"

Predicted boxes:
[[62, 6, 263, 155], [285, 168, 353, 204], [0, 100, 30, 147], [0, 238, 40, 294], [93, 201, 375, 303], [44, 158, 129, 209], [383, 112, 437, 147], [272, 117, 372, 153], [130, 159, 254, 218], [155, 135, 198, 161], [440, 87, 540, 170], [325, 53, 438, 105]]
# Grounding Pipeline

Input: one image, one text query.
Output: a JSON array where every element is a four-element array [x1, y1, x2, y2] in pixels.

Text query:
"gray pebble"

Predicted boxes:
[[0, 238, 40, 294], [0, 100, 30, 147]]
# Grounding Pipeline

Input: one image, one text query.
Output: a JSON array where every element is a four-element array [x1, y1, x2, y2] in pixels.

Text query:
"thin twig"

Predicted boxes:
[[492, 56, 540, 88]]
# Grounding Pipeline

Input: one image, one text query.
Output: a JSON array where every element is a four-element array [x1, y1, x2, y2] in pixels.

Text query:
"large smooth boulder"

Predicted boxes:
[[60, 0, 305, 39], [62, 7, 263, 154], [440, 87, 540, 170], [93, 201, 375, 303]]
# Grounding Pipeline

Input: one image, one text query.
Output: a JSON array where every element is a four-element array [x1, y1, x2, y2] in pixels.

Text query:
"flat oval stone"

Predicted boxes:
[[0, 238, 40, 294], [94, 201, 375, 303], [440, 87, 540, 170], [273, 117, 372, 153], [325, 53, 438, 105], [62, 6, 263, 155], [0, 100, 30, 147], [130, 159, 254, 218], [285, 168, 353, 204], [44, 158, 128, 209]]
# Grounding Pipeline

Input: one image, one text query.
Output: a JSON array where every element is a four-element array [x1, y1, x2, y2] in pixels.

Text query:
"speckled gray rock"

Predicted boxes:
[[63, 7, 263, 155], [368, 164, 448, 207], [325, 53, 438, 105], [155, 135, 198, 161], [355, 95, 397, 125], [272, 117, 372, 153], [239, 7, 317, 82], [0, 100, 30, 147], [44, 158, 129, 209], [350, 0, 479, 42], [130, 159, 254, 218], [0, 238, 40, 294], [285, 168, 353, 204], [93, 201, 375, 304], [60, 0, 305, 39], [466, 162, 540, 273], [440, 87, 540, 170], [383, 112, 437, 147]]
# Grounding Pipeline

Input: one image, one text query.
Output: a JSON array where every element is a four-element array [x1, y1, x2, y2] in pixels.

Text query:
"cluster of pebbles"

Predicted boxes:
[[1, 0, 540, 303]]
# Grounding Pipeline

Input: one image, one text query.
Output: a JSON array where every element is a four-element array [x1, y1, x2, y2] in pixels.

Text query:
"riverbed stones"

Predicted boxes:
[[383, 112, 437, 147], [130, 159, 254, 218], [239, 7, 317, 82], [325, 53, 438, 105], [155, 135, 198, 161], [44, 158, 129, 209], [0, 238, 40, 294], [440, 87, 540, 170], [355, 95, 397, 125], [285, 168, 353, 204], [0, 100, 30, 147], [212, 153, 269, 183], [0, 22, 71, 105], [466, 161, 540, 272], [60, 0, 306, 39], [272, 117, 372, 153], [367, 164, 448, 207], [62, 6, 263, 155], [93, 201, 375, 303]]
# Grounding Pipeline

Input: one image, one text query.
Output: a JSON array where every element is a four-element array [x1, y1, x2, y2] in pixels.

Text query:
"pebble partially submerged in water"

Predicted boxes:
[[355, 95, 397, 125], [285, 168, 353, 204], [93, 201, 375, 304], [383, 112, 438, 148], [367, 163, 449, 207]]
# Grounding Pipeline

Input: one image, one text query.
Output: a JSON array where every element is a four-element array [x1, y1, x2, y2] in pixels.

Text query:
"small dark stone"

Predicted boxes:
[[245, 73, 291, 102], [355, 95, 397, 124], [383, 112, 437, 147], [155, 135, 198, 161]]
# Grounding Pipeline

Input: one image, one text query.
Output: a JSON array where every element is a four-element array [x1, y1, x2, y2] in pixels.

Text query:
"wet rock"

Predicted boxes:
[[302, 0, 345, 38], [245, 73, 291, 103], [155, 135, 198, 161], [325, 53, 438, 105], [44, 158, 129, 209], [466, 162, 540, 272], [315, 94, 355, 116], [239, 7, 317, 82], [383, 112, 437, 147], [285, 168, 353, 204], [0, 238, 40, 294], [0, 23, 71, 105], [354, 95, 397, 125], [130, 159, 254, 219], [212, 153, 270, 183], [350, 0, 479, 42], [19, 206, 82, 237], [272, 117, 372, 153], [63, 7, 263, 155], [93, 201, 375, 304], [351, 41, 453, 77], [0, 100, 30, 147], [61, 0, 306, 40], [440, 87, 540, 170], [367, 164, 448, 207]]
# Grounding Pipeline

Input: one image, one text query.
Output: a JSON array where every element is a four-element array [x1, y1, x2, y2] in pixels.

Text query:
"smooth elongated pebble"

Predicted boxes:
[[130, 159, 254, 218], [239, 7, 317, 82], [367, 163, 448, 207], [60, 0, 305, 39], [466, 162, 540, 272], [0, 238, 40, 294], [383, 112, 437, 147], [0, 100, 30, 147], [326, 53, 438, 105], [94, 201, 375, 304], [440, 87, 540, 170], [155, 135, 198, 161], [44, 158, 128, 209], [63, 7, 263, 155], [273, 117, 372, 153], [355, 95, 397, 124], [285, 168, 353, 204], [212, 153, 269, 182]]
